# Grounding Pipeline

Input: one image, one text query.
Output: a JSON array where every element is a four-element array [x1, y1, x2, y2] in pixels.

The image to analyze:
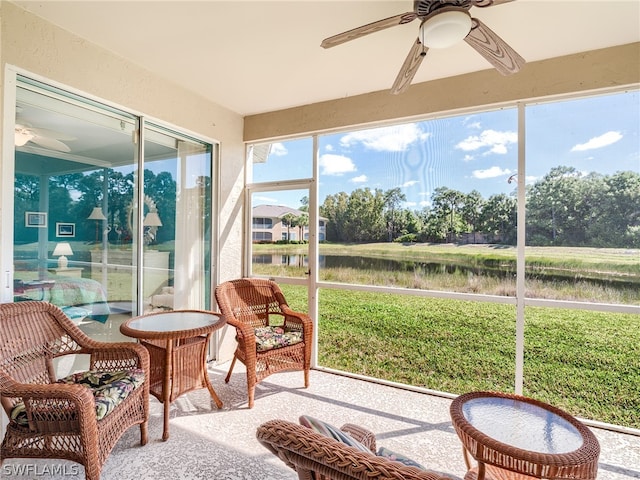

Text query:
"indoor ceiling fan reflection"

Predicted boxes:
[[14, 122, 75, 152]]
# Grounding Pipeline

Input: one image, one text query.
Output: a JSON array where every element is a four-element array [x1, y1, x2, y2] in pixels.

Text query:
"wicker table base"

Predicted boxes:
[[463, 464, 537, 480], [121, 310, 225, 440]]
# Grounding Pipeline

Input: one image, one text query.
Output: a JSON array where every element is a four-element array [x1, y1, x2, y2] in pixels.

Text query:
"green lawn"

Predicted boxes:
[[280, 284, 640, 429]]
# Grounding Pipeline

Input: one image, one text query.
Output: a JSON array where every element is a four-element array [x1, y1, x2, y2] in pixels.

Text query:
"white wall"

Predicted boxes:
[[0, 2, 243, 363]]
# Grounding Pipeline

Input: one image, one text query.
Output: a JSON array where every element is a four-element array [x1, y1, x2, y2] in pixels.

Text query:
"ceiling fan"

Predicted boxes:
[[321, 0, 525, 95], [15, 121, 75, 152]]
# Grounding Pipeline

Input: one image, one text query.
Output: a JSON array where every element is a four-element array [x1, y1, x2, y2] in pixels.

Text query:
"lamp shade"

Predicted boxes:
[[53, 242, 73, 269], [143, 211, 163, 227], [87, 207, 107, 220], [53, 242, 73, 257], [420, 9, 472, 49]]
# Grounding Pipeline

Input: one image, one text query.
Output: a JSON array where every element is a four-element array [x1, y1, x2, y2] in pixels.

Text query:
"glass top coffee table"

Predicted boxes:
[[450, 391, 600, 480], [121, 310, 226, 440]]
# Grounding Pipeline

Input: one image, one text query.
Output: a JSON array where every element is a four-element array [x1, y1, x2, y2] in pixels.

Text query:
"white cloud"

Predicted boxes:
[[417, 192, 432, 207], [325, 144, 334, 152], [463, 116, 482, 129], [400, 180, 419, 187], [525, 175, 537, 184], [270, 142, 288, 156], [490, 144, 508, 155], [404, 201, 417, 208], [339, 124, 430, 152], [351, 175, 368, 183], [456, 129, 517, 155], [462, 115, 481, 129], [319, 154, 357, 176], [571, 131, 623, 151], [463, 154, 474, 162], [472, 166, 512, 179]]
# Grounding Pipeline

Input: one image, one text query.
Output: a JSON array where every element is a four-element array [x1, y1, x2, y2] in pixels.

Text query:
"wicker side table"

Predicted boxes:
[[121, 310, 226, 440], [450, 391, 600, 480]]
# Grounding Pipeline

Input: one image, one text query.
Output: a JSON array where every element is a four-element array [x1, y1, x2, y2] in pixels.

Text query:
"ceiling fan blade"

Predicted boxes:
[[29, 127, 76, 141], [31, 136, 71, 152], [321, 12, 418, 49], [471, 0, 516, 7], [464, 18, 525, 75], [391, 38, 427, 95]]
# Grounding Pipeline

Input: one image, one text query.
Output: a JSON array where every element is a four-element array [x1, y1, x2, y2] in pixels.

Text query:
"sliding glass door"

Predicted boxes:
[[11, 75, 216, 341], [142, 124, 215, 312]]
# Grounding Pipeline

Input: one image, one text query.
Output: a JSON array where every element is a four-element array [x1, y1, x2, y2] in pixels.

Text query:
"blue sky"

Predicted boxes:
[[252, 90, 639, 210]]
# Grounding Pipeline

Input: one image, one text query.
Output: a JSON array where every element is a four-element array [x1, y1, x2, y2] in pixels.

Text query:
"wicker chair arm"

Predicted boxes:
[[2, 380, 97, 430], [2, 379, 93, 404], [222, 314, 243, 330], [340, 423, 377, 453], [281, 306, 313, 331], [88, 342, 150, 372], [226, 317, 257, 349]]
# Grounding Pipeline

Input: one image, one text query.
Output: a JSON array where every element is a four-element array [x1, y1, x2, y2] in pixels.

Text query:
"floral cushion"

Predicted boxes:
[[377, 446, 426, 470], [10, 369, 145, 426], [299, 415, 371, 453], [254, 326, 303, 352]]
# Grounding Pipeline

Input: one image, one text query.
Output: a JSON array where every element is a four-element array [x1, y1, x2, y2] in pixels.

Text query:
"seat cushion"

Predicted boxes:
[[377, 446, 426, 470], [10, 368, 145, 426], [58, 369, 145, 420], [299, 415, 371, 453], [254, 326, 303, 352]]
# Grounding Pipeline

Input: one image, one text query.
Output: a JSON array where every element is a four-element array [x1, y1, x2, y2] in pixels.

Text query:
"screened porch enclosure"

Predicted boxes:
[[246, 89, 640, 433]]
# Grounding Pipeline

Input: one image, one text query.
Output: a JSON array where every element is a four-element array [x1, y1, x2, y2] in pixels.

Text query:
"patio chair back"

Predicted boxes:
[[257, 419, 454, 480], [217, 277, 285, 327], [0, 301, 83, 396]]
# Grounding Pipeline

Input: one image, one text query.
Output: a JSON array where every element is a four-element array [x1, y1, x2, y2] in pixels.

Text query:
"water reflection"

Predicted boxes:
[[322, 255, 515, 279], [254, 253, 515, 277], [252, 253, 636, 293]]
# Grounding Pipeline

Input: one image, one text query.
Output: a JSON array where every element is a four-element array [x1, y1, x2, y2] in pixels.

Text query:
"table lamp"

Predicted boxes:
[[143, 211, 163, 246], [53, 242, 73, 269], [143, 211, 163, 228], [87, 206, 107, 244]]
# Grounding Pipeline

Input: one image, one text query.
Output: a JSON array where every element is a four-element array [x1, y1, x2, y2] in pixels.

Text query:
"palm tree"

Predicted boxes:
[[281, 213, 296, 241], [295, 213, 309, 241]]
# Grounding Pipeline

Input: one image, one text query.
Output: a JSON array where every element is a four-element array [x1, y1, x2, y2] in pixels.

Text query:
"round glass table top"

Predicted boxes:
[[126, 311, 221, 333], [462, 396, 583, 454]]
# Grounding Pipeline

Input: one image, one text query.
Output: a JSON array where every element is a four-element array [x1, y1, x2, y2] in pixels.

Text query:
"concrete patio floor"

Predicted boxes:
[[3, 361, 639, 479]]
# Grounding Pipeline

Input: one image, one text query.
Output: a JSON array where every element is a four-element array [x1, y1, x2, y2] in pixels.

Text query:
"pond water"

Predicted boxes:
[[253, 253, 638, 295]]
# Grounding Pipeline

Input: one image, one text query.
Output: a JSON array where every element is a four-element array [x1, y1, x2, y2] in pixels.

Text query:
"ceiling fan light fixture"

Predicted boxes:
[[420, 9, 472, 49], [15, 129, 34, 147]]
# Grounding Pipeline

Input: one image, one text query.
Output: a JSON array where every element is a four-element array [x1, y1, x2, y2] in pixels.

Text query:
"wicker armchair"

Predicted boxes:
[[0, 301, 149, 480], [257, 419, 454, 480], [215, 279, 313, 408]]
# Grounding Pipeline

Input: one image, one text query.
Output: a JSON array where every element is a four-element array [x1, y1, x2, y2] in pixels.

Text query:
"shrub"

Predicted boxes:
[[394, 233, 417, 243]]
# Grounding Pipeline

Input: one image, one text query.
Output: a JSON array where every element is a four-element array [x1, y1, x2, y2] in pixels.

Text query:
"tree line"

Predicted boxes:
[[14, 163, 639, 249], [320, 167, 640, 248], [14, 165, 189, 246]]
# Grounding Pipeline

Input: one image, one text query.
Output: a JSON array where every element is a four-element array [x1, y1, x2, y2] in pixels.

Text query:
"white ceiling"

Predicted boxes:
[[11, 0, 640, 117]]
